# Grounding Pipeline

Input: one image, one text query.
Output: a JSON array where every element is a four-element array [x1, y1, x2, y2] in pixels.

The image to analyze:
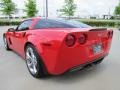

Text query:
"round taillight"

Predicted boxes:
[[79, 34, 87, 44], [65, 34, 76, 47]]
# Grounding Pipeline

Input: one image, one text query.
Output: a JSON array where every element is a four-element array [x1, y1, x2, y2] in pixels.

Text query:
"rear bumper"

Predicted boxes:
[[68, 54, 107, 73], [48, 52, 108, 75]]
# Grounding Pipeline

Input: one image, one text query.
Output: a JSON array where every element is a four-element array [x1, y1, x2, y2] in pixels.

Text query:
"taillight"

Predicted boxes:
[[108, 31, 113, 38], [65, 34, 76, 47], [78, 34, 87, 44]]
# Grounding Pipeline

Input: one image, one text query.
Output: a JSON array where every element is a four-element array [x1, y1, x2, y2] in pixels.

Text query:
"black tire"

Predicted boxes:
[[94, 58, 104, 65], [3, 35, 11, 50], [25, 44, 47, 78]]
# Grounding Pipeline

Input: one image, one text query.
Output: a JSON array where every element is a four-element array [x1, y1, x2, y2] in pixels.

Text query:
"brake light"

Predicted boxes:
[[65, 34, 76, 47], [79, 34, 87, 44]]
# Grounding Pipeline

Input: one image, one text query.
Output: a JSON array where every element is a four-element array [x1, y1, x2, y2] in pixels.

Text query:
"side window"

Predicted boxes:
[[34, 19, 49, 29], [34, 19, 76, 29], [17, 20, 32, 31]]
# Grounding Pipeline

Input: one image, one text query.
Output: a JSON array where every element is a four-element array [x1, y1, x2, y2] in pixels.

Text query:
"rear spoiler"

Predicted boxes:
[[89, 28, 107, 31]]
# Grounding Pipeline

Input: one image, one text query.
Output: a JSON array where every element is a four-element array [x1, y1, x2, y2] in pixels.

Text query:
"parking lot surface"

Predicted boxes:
[[0, 26, 120, 90]]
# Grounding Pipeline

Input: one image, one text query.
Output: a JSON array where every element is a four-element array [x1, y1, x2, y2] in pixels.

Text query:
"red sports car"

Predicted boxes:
[[3, 17, 113, 78]]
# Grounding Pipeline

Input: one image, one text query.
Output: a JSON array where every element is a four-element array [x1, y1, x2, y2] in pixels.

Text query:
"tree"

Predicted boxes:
[[114, 2, 120, 16], [0, 0, 17, 18], [60, 0, 76, 19], [24, 0, 38, 17]]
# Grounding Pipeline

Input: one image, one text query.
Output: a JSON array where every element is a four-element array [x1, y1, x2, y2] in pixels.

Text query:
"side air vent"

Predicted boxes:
[[9, 38, 12, 45]]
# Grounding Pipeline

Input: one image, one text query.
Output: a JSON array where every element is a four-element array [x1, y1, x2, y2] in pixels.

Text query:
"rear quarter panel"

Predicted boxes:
[[26, 29, 68, 73]]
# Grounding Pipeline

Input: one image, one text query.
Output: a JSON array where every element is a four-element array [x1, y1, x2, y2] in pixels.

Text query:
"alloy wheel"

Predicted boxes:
[[26, 47, 38, 75], [3, 37, 7, 49]]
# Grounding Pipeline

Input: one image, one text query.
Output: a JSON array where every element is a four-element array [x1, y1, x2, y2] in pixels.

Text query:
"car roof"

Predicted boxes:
[[25, 17, 66, 21]]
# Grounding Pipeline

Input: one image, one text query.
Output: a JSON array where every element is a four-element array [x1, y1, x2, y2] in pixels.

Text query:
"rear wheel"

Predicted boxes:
[[3, 35, 11, 50], [25, 44, 47, 78]]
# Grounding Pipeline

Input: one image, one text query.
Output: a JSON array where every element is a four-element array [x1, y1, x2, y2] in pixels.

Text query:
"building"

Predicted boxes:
[[103, 15, 112, 19]]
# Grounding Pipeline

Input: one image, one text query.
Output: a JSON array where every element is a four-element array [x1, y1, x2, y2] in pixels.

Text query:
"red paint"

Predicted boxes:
[[4, 17, 113, 75]]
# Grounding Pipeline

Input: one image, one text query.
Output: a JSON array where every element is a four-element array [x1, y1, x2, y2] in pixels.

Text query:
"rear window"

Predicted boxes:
[[34, 19, 91, 29]]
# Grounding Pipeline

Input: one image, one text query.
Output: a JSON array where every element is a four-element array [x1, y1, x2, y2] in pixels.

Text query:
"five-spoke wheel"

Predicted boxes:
[[25, 44, 47, 78]]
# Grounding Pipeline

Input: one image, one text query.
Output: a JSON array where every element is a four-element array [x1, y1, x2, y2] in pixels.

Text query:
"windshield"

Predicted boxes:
[[34, 19, 91, 29]]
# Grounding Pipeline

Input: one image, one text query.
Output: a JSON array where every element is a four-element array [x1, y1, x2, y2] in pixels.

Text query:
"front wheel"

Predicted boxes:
[[3, 35, 11, 50], [94, 58, 104, 65], [25, 44, 47, 78]]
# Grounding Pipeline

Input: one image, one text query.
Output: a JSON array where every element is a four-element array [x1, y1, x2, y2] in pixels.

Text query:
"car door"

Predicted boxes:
[[10, 19, 32, 56]]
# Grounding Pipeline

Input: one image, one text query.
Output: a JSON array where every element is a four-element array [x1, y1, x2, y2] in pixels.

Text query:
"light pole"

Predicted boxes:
[[45, 0, 48, 18]]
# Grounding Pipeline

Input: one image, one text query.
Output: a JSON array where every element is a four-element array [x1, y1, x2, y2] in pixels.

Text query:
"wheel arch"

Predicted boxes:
[[24, 42, 48, 75], [24, 42, 35, 52]]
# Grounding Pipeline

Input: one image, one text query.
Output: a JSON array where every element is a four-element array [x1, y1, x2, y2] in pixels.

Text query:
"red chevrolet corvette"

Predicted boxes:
[[3, 17, 113, 78]]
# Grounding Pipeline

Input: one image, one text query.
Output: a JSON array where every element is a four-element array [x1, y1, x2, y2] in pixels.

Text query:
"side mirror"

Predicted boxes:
[[8, 28, 15, 32]]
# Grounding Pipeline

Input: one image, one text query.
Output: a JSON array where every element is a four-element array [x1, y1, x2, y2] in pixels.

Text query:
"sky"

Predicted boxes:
[[12, 0, 119, 17]]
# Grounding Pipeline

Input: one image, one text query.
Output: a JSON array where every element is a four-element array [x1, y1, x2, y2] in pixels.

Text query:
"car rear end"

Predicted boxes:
[[52, 28, 113, 75]]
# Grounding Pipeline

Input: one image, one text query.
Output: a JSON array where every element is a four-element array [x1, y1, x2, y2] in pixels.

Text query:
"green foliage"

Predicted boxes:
[[0, 20, 20, 25], [81, 20, 116, 27], [114, 2, 120, 15], [0, 19, 120, 28], [79, 19, 120, 27], [60, 0, 76, 19], [110, 16, 115, 19], [0, 0, 17, 18], [24, 0, 38, 17]]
